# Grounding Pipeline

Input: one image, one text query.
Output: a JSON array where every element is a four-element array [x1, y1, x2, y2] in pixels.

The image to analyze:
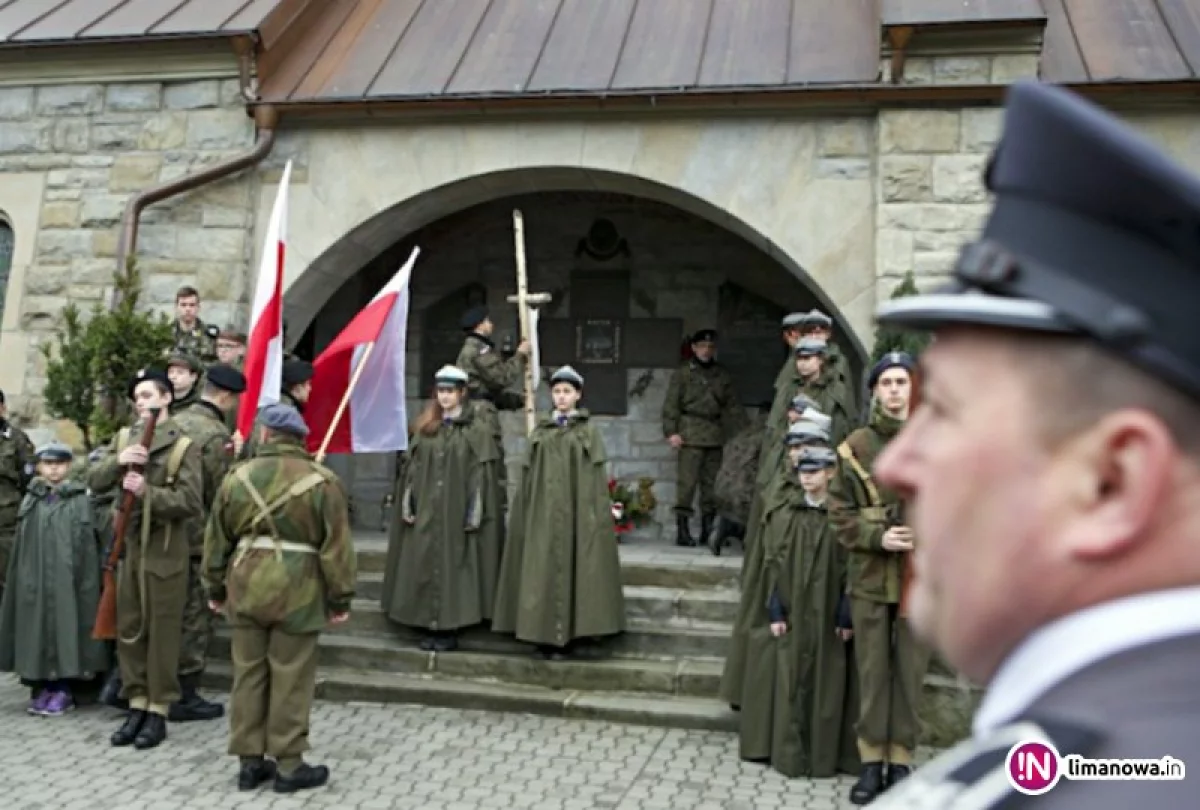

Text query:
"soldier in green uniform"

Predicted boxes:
[[800, 309, 858, 415], [828, 351, 929, 804], [773, 313, 808, 392], [170, 363, 246, 723], [242, 360, 313, 459], [0, 389, 35, 601], [662, 329, 740, 547], [172, 286, 219, 365], [202, 403, 356, 794], [166, 351, 204, 415], [768, 339, 854, 450], [88, 368, 203, 750]]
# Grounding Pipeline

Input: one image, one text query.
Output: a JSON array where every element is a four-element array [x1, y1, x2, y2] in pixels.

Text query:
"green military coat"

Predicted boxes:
[[456, 334, 524, 409], [382, 402, 504, 631], [492, 410, 625, 646], [202, 438, 356, 635], [774, 343, 856, 411], [174, 400, 235, 555], [0, 479, 109, 682], [173, 318, 219, 365], [662, 359, 740, 447], [0, 422, 35, 571], [828, 403, 909, 604], [736, 476, 859, 777]]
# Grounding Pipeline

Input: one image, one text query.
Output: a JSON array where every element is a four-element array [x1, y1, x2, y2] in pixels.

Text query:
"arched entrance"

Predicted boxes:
[[286, 171, 866, 532]]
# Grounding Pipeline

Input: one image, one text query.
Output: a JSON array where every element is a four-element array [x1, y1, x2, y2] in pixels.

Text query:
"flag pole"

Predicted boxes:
[[314, 341, 378, 463], [512, 210, 536, 437]]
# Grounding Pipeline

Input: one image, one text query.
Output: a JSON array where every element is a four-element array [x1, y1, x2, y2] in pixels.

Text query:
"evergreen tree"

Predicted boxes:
[[871, 270, 932, 363]]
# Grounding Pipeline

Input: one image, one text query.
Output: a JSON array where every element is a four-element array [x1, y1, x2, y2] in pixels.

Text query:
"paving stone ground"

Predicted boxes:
[[1, 676, 862, 810]]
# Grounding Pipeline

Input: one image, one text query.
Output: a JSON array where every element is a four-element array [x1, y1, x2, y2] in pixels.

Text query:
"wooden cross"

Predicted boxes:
[[507, 209, 553, 436]]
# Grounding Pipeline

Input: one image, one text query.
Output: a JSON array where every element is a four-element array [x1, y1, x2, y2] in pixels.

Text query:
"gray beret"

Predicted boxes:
[[794, 338, 828, 357], [35, 441, 73, 462], [796, 408, 833, 434], [781, 312, 806, 328], [802, 309, 833, 329], [784, 420, 830, 446], [259, 403, 309, 438], [789, 393, 819, 413], [550, 365, 584, 389], [796, 445, 837, 471]]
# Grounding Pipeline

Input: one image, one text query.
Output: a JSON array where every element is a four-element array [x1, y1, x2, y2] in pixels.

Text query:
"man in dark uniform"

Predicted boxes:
[[662, 329, 740, 546], [244, 359, 313, 459], [866, 81, 1200, 809]]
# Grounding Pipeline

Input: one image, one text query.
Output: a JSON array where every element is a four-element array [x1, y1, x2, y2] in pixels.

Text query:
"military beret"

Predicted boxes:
[[434, 365, 469, 386], [796, 408, 833, 434], [35, 441, 73, 462], [166, 351, 202, 373], [796, 445, 837, 472], [691, 328, 717, 344], [781, 312, 806, 328], [876, 80, 1200, 401], [550, 365, 584, 389], [127, 368, 173, 401], [259, 403, 309, 438], [205, 363, 246, 394], [868, 351, 916, 390], [794, 338, 828, 357], [801, 309, 833, 329], [785, 420, 830, 446], [789, 393, 819, 413], [461, 305, 489, 332], [282, 359, 314, 386]]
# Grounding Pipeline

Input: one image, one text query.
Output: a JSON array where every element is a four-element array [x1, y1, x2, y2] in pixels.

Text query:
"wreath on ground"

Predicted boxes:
[[608, 477, 657, 536]]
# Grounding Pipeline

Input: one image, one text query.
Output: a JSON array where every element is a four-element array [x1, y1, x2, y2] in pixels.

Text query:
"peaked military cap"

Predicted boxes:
[[550, 365, 584, 389], [796, 445, 837, 471], [434, 365, 469, 386], [35, 441, 73, 462], [691, 328, 717, 344], [461, 305, 489, 332], [282, 359, 314, 386], [801, 309, 833, 329], [785, 419, 830, 446], [205, 363, 246, 394], [781, 312, 807, 328], [868, 351, 916, 389], [259, 403, 309, 438], [794, 338, 828, 357], [797, 408, 833, 434], [127, 367, 173, 401], [789, 393, 819, 413], [877, 80, 1200, 400], [166, 350, 202, 374]]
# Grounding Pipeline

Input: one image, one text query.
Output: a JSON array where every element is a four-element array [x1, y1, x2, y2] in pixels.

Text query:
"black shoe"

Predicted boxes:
[[133, 713, 167, 750], [111, 709, 146, 747], [238, 759, 277, 791], [432, 633, 458, 652], [169, 679, 224, 722], [99, 670, 128, 711], [850, 762, 886, 805], [274, 763, 330, 794], [537, 644, 569, 661], [700, 513, 715, 546], [886, 763, 913, 788], [708, 516, 726, 556], [675, 513, 696, 547]]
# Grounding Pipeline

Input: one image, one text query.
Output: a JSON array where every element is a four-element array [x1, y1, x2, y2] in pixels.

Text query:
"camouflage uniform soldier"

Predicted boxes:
[[167, 351, 204, 415], [0, 390, 35, 599], [88, 368, 203, 750], [662, 329, 740, 547], [202, 403, 355, 794], [170, 364, 247, 723], [172, 286, 219, 365]]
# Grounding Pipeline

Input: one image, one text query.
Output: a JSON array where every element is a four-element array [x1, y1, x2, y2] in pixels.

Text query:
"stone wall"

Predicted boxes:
[[0, 77, 256, 420]]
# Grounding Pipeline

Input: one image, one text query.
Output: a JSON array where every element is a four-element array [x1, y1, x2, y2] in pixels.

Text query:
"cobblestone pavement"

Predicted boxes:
[[1, 677, 862, 810]]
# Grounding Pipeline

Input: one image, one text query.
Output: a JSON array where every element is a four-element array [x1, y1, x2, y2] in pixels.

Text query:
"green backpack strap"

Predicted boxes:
[[164, 436, 192, 485]]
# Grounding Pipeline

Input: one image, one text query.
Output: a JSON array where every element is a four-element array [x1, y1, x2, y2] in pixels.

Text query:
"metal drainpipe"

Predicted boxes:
[[111, 102, 280, 307]]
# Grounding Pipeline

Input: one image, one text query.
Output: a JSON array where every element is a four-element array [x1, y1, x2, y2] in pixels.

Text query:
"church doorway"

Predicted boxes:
[[296, 188, 864, 534]]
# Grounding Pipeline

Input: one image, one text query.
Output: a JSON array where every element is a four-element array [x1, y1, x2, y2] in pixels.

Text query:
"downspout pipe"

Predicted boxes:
[[111, 102, 279, 306]]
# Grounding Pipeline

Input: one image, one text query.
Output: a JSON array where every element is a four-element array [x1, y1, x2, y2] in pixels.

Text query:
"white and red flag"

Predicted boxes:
[[237, 160, 292, 439], [306, 247, 420, 459]]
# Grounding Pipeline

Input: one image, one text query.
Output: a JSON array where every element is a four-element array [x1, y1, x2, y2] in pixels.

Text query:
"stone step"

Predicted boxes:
[[331, 599, 732, 659], [355, 574, 740, 624], [201, 661, 737, 733], [208, 632, 722, 697], [351, 534, 742, 591]]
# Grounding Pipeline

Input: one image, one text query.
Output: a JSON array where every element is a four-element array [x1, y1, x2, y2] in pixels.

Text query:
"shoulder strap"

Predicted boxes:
[[164, 436, 192, 485], [837, 440, 882, 505]]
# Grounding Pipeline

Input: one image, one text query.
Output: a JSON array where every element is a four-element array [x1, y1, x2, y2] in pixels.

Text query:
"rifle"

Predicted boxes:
[[92, 408, 159, 640]]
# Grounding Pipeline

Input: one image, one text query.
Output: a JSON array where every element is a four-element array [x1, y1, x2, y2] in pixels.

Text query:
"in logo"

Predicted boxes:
[[1006, 740, 1062, 795]]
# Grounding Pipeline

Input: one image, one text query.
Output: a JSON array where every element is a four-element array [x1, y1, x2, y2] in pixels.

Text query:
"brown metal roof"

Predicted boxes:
[[883, 0, 1047, 27], [0, 0, 286, 44]]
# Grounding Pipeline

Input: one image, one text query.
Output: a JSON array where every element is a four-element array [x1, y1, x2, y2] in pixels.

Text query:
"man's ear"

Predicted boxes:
[[1058, 411, 1174, 561]]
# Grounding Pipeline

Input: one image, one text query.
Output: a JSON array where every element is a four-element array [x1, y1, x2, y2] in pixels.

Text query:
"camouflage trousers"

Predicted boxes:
[[178, 557, 214, 678], [675, 446, 722, 515]]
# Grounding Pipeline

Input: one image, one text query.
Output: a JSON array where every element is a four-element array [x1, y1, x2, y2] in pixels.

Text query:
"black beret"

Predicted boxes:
[[868, 351, 916, 390], [691, 329, 717, 344], [127, 367, 173, 401], [460, 305, 489, 332], [205, 363, 246, 394], [282, 359, 314, 386], [204, 324, 220, 339], [877, 80, 1200, 401]]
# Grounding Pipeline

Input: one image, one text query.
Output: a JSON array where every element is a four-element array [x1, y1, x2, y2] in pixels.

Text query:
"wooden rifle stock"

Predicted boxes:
[[92, 409, 159, 640]]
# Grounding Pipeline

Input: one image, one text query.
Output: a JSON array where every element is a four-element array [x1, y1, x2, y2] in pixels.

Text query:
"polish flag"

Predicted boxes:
[[306, 247, 420, 457], [236, 160, 292, 440]]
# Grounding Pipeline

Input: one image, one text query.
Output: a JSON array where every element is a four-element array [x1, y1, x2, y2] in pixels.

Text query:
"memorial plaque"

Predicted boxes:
[[421, 283, 486, 383], [718, 282, 788, 407], [576, 319, 622, 365]]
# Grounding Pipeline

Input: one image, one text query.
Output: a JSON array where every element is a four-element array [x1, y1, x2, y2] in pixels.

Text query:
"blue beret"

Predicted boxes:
[[205, 363, 246, 393], [35, 441, 73, 462], [868, 351, 916, 390], [877, 80, 1200, 401], [259, 403, 309, 438]]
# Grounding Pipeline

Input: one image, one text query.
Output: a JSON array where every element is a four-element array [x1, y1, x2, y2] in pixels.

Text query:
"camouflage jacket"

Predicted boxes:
[[86, 417, 203, 576], [456, 334, 524, 410], [827, 403, 909, 604], [174, 400, 236, 556], [173, 318, 219, 365], [662, 360, 739, 447], [202, 437, 356, 634], [0, 421, 35, 529]]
